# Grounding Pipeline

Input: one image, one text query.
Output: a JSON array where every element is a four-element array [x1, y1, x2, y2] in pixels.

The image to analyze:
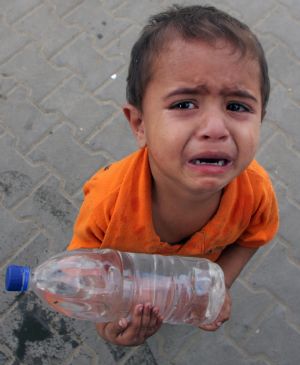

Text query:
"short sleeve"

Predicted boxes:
[[237, 179, 279, 248]]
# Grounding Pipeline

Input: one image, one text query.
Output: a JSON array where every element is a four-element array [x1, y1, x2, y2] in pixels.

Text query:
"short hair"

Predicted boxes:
[[126, 5, 270, 112]]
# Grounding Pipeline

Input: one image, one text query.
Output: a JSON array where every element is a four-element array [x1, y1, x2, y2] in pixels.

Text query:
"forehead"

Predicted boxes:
[[150, 37, 260, 89]]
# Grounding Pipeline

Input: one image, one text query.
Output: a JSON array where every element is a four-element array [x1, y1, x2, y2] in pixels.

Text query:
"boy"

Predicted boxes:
[[67, 5, 279, 346]]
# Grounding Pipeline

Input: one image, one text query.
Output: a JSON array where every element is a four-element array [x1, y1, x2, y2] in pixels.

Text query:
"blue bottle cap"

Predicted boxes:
[[5, 265, 31, 291]]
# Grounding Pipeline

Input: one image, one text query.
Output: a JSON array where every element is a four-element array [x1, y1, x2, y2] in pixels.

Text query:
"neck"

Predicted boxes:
[[151, 179, 222, 243]]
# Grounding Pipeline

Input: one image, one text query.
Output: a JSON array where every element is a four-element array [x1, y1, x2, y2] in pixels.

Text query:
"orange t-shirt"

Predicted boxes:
[[67, 147, 279, 261]]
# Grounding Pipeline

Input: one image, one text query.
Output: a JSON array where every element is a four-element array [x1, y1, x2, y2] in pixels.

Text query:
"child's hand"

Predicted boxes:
[[95, 303, 163, 346], [198, 288, 232, 331]]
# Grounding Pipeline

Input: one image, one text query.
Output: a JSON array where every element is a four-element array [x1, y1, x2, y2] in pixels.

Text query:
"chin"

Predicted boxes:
[[191, 176, 230, 191], [187, 183, 225, 196]]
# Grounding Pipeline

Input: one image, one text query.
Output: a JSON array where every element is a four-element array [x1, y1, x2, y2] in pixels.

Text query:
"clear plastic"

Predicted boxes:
[[5, 249, 225, 326]]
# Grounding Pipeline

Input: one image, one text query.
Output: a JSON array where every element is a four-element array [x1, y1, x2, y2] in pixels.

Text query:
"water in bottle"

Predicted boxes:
[[5, 249, 225, 326]]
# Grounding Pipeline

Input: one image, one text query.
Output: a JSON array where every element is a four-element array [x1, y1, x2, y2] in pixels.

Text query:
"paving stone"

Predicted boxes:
[[95, 67, 127, 106], [72, 188, 84, 208], [103, 0, 127, 11], [48, 0, 84, 17], [171, 328, 267, 365], [258, 34, 280, 54], [0, 134, 47, 208], [15, 175, 77, 246], [28, 124, 109, 195], [52, 33, 124, 92], [93, 342, 123, 365], [262, 85, 300, 150], [0, 293, 80, 365], [246, 241, 300, 327], [225, 0, 276, 26], [0, 233, 51, 315], [277, 0, 300, 19], [103, 25, 139, 61], [0, 350, 9, 364], [0, 87, 59, 153], [268, 45, 300, 103], [124, 343, 158, 365], [256, 4, 300, 59], [114, 1, 169, 25], [0, 345, 15, 364], [257, 133, 300, 203], [238, 239, 277, 284], [163, 0, 239, 19], [103, 341, 130, 362], [275, 184, 300, 259], [86, 112, 137, 160], [70, 322, 130, 364], [14, 3, 79, 58], [149, 323, 271, 365], [0, 21, 30, 64], [0, 0, 41, 24], [0, 75, 16, 95], [42, 77, 117, 140], [7, 232, 52, 267], [65, 0, 131, 48], [244, 304, 300, 365], [147, 324, 197, 364], [0, 207, 37, 267], [258, 119, 277, 146], [65, 346, 95, 365], [226, 281, 274, 343], [0, 43, 71, 102]]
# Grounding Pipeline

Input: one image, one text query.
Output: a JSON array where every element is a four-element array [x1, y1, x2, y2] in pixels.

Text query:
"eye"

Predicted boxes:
[[170, 101, 196, 110], [227, 102, 250, 113]]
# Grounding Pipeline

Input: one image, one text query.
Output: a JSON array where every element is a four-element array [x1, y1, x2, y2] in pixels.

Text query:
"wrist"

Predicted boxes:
[[225, 284, 231, 292]]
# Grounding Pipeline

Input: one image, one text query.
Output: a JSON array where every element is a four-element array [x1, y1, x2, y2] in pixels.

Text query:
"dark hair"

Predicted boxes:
[[126, 5, 270, 112]]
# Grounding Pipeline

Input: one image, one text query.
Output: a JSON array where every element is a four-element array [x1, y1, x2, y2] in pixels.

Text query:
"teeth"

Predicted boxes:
[[192, 159, 227, 166]]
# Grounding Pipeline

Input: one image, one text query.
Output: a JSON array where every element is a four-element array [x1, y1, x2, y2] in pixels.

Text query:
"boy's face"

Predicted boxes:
[[125, 38, 263, 197]]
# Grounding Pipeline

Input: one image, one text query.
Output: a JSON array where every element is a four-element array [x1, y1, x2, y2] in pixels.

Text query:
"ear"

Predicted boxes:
[[123, 104, 146, 148]]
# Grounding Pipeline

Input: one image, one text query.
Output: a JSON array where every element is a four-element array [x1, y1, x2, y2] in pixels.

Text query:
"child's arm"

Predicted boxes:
[[199, 243, 258, 331], [95, 303, 163, 346], [216, 243, 258, 288]]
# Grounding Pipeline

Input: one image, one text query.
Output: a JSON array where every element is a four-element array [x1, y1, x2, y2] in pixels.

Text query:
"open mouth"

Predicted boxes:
[[190, 158, 230, 167]]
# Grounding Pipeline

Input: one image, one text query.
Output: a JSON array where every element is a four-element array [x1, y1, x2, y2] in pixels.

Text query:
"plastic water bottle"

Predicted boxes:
[[5, 249, 225, 326]]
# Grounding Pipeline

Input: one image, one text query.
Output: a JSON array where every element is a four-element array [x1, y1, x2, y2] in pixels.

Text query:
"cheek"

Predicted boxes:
[[243, 126, 260, 157], [147, 120, 184, 146]]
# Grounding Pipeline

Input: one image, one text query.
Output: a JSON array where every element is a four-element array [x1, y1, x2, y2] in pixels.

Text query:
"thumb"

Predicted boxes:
[[109, 318, 129, 336]]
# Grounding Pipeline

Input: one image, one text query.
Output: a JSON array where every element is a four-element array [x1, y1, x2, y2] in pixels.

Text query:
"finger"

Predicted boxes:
[[107, 318, 129, 338], [141, 306, 162, 337], [110, 306, 144, 346], [148, 306, 160, 328], [214, 305, 230, 325], [125, 304, 144, 337], [139, 303, 152, 338], [199, 322, 221, 332], [149, 306, 161, 330]]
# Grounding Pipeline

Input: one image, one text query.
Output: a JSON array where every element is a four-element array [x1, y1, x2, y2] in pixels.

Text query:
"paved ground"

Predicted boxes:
[[0, 0, 300, 364]]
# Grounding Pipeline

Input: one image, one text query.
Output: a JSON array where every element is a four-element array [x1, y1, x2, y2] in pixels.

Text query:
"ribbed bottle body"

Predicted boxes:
[[6, 249, 225, 325]]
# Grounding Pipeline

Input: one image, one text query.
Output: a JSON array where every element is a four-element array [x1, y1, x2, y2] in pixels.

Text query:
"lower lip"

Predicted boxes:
[[187, 161, 233, 174]]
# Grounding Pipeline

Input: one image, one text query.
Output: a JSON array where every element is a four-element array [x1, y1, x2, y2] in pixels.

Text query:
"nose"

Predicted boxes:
[[197, 108, 229, 141]]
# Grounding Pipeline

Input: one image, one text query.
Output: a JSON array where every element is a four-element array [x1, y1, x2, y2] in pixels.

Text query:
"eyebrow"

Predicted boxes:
[[221, 88, 258, 103], [164, 85, 258, 103], [164, 86, 208, 99]]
